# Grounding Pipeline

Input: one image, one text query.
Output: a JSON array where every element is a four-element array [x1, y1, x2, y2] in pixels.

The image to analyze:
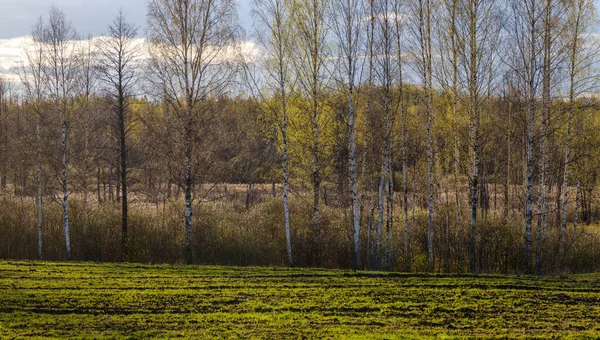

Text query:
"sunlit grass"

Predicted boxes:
[[0, 261, 598, 338]]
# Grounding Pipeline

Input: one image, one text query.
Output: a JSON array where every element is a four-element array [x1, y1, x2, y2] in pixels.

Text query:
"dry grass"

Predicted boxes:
[[0, 185, 599, 273]]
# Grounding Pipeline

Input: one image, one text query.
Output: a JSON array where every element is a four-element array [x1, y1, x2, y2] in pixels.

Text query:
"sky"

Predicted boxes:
[[0, 0, 253, 79], [0, 0, 253, 39], [1, 0, 600, 81]]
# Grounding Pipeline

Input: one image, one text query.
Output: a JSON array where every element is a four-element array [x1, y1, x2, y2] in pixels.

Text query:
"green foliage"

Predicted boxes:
[[0, 261, 599, 338]]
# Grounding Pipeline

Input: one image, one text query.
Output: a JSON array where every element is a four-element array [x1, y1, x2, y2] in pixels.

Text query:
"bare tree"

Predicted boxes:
[[409, 0, 435, 271], [560, 0, 597, 261], [290, 0, 330, 264], [252, 0, 294, 266], [147, 0, 237, 264], [504, 0, 544, 272], [456, 0, 501, 273], [330, 0, 363, 269], [533, 0, 563, 273], [392, 0, 410, 272], [76, 36, 99, 239], [364, 0, 376, 270], [97, 9, 139, 262], [372, 0, 395, 270], [438, 0, 463, 268], [0, 78, 8, 192], [0, 79, 14, 189], [43, 7, 80, 261], [19, 18, 47, 260]]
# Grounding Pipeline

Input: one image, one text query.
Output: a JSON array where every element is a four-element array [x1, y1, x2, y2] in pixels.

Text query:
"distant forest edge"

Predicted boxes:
[[1, 0, 600, 273]]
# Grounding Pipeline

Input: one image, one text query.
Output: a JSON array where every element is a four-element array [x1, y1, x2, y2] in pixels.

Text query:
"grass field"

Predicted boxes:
[[0, 261, 599, 338]]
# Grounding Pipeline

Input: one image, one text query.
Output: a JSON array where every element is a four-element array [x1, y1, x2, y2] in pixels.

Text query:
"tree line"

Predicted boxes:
[[0, 0, 599, 273]]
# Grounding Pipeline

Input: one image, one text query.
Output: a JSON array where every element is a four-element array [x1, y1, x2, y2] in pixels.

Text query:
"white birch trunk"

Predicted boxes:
[[281, 72, 293, 266], [348, 87, 360, 269], [36, 115, 43, 261], [385, 165, 393, 270], [61, 110, 71, 261], [561, 0, 582, 261], [524, 0, 537, 272]]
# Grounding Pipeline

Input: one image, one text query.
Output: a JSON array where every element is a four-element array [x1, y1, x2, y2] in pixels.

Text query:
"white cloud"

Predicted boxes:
[[0, 36, 31, 80], [0, 36, 260, 83]]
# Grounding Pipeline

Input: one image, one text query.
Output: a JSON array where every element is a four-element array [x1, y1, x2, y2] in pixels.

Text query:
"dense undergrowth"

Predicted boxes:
[[0, 192, 599, 273]]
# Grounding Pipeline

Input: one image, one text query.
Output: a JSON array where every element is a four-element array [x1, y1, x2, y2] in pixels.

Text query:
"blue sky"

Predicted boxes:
[[0, 0, 253, 39], [1, 0, 599, 39]]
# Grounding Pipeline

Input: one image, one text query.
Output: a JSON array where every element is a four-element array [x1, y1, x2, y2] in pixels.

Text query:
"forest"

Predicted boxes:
[[0, 0, 600, 275]]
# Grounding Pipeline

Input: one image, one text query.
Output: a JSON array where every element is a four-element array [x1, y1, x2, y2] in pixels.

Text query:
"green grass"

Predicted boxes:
[[0, 261, 599, 338]]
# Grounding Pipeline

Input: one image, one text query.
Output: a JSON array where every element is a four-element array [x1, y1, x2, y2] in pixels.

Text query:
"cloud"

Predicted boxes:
[[0, 36, 261, 83], [0, 37, 32, 81]]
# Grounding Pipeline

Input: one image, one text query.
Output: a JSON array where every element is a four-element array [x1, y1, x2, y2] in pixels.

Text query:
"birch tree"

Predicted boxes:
[[329, 0, 363, 269], [439, 0, 463, 268], [76, 36, 98, 239], [458, 0, 500, 273], [290, 0, 330, 264], [560, 0, 597, 261], [534, 0, 564, 273], [0, 79, 6, 193], [435, 0, 464, 270], [373, 0, 395, 270], [43, 7, 80, 261], [19, 18, 46, 260], [147, 0, 237, 264], [409, 0, 435, 271], [364, 0, 376, 269], [504, 0, 544, 271], [392, 0, 410, 271], [252, 0, 294, 266]]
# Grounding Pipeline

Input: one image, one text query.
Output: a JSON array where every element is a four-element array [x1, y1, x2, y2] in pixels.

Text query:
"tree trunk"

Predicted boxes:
[[281, 86, 293, 267], [36, 114, 43, 261], [504, 102, 511, 222], [120, 96, 128, 262], [271, 181, 276, 198], [524, 0, 537, 272], [116, 170, 121, 203], [283, 133, 292, 266], [385, 165, 393, 270], [401, 92, 409, 272], [574, 178, 581, 234], [367, 202, 375, 269], [97, 166, 102, 204], [83, 165, 89, 235], [311, 104, 321, 265], [423, 0, 435, 272], [183, 135, 193, 264], [108, 163, 114, 201], [561, 1, 581, 261], [348, 84, 360, 270], [536, 0, 552, 273], [245, 180, 253, 210], [61, 109, 71, 261], [376, 142, 389, 269], [469, 3, 479, 273]]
